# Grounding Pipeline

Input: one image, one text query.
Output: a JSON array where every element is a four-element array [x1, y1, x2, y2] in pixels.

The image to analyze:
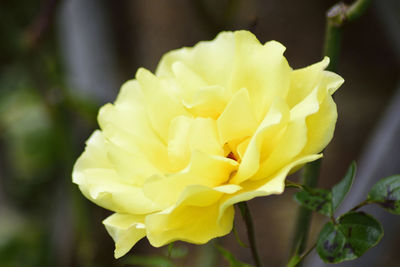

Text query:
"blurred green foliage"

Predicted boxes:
[[0, 1, 99, 267], [0, 209, 53, 267]]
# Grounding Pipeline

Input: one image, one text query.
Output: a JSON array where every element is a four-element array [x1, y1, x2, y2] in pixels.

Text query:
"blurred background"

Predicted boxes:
[[0, 0, 399, 266]]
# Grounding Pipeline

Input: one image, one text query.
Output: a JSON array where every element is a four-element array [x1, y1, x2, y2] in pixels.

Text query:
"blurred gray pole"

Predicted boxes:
[[57, 0, 119, 102], [306, 1, 400, 265]]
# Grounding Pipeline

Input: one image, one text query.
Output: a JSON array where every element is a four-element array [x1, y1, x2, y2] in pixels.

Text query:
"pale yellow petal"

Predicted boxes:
[[76, 169, 159, 214], [72, 131, 113, 177], [106, 141, 162, 186], [188, 118, 224, 156], [217, 88, 258, 144], [143, 150, 238, 207], [323, 71, 344, 95], [289, 86, 320, 121], [113, 80, 144, 108], [98, 101, 170, 172], [287, 57, 330, 108], [136, 68, 191, 143], [175, 184, 241, 207], [219, 154, 323, 218], [156, 31, 235, 89], [251, 154, 323, 194], [236, 137, 250, 160], [98, 82, 165, 181], [230, 99, 289, 184], [145, 185, 237, 247], [251, 117, 309, 180], [103, 213, 146, 258], [171, 61, 208, 102], [168, 116, 224, 170], [183, 85, 227, 118], [295, 69, 343, 156], [72, 131, 160, 214], [301, 94, 337, 155], [99, 81, 157, 144], [167, 116, 192, 170], [230, 31, 292, 121]]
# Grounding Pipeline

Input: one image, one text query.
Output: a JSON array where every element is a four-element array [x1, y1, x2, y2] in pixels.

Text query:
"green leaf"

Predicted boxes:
[[368, 175, 400, 214], [332, 162, 357, 211], [316, 212, 383, 263], [294, 187, 332, 216], [122, 255, 175, 267], [216, 245, 253, 267]]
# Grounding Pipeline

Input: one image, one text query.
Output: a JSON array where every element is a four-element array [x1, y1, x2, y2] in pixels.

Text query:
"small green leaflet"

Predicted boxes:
[[294, 162, 356, 217], [332, 161, 356, 211], [294, 188, 332, 216], [368, 175, 400, 214], [316, 212, 383, 263]]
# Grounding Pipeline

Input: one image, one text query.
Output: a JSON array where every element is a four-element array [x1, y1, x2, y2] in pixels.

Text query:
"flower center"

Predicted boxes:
[[227, 152, 238, 161]]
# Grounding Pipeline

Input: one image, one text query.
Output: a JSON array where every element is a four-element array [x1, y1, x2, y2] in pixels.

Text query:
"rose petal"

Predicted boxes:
[[156, 32, 235, 89], [168, 116, 224, 170], [73, 131, 160, 214], [136, 68, 191, 143], [219, 154, 323, 217], [171, 61, 208, 102], [183, 85, 227, 118], [143, 150, 238, 208], [230, 31, 292, 121], [217, 88, 258, 144], [145, 185, 239, 247], [103, 213, 146, 258], [230, 98, 290, 184], [287, 57, 330, 108]]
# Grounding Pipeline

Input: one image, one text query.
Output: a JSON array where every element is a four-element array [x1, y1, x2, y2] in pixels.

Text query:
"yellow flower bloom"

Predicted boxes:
[[72, 30, 344, 258]]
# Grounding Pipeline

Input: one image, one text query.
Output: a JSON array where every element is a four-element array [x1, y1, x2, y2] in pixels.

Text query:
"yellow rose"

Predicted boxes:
[[72, 30, 343, 258]]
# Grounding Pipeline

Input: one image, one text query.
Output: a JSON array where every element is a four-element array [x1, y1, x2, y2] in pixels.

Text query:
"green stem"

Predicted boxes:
[[287, 243, 317, 267], [287, 244, 316, 267], [288, 1, 373, 266], [233, 225, 249, 248], [323, 17, 342, 72], [350, 199, 377, 212], [346, 0, 372, 22], [324, 0, 373, 72], [289, 159, 321, 265], [297, 243, 317, 264], [238, 202, 263, 267]]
